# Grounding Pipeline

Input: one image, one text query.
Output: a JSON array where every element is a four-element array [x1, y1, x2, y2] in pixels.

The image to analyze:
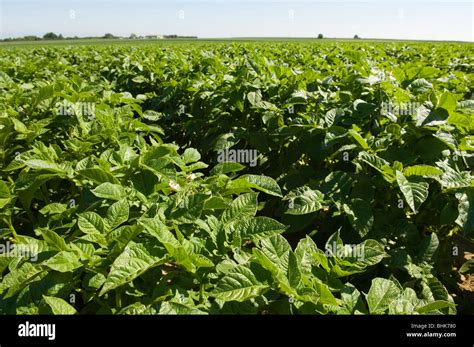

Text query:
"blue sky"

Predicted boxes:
[[0, 0, 472, 41]]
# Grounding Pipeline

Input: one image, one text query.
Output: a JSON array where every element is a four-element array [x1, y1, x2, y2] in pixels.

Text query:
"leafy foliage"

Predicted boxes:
[[0, 41, 473, 314]]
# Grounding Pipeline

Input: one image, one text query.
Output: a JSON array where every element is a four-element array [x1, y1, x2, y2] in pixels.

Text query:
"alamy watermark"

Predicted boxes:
[[18, 321, 55, 341], [55, 100, 95, 118], [0, 241, 38, 262], [380, 101, 421, 116], [217, 149, 258, 167], [324, 242, 365, 261]]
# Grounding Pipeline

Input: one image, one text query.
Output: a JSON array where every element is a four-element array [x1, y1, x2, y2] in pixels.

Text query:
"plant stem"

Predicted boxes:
[[2, 217, 19, 242], [116, 288, 122, 308]]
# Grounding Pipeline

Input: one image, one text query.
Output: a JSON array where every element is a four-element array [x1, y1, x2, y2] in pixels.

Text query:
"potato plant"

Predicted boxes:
[[0, 41, 473, 314]]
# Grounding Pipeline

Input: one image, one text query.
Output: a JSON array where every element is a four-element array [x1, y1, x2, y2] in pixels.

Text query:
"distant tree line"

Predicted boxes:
[[2, 32, 76, 42], [1, 32, 198, 42], [315, 34, 361, 39], [2, 32, 363, 42]]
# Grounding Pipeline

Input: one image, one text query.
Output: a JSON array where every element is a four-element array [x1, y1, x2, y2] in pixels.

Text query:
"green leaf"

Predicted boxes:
[[203, 196, 230, 210], [24, 159, 70, 175], [0, 180, 11, 208], [159, 301, 207, 315], [403, 165, 443, 178], [287, 251, 301, 289], [11, 118, 30, 134], [410, 78, 433, 93], [210, 162, 246, 175], [43, 295, 77, 315], [236, 217, 287, 242], [436, 161, 471, 189], [35, 84, 55, 103], [285, 186, 325, 215], [448, 113, 471, 132], [78, 168, 120, 185], [0, 263, 43, 298], [221, 192, 258, 224], [106, 199, 129, 230], [78, 212, 107, 234], [328, 238, 386, 277], [416, 300, 456, 314], [142, 110, 163, 121], [388, 288, 418, 314], [325, 108, 342, 127], [358, 152, 394, 181], [92, 183, 127, 201], [294, 236, 330, 273], [422, 277, 453, 305], [366, 278, 401, 314], [258, 246, 305, 295], [396, 171, 429, 213], [418, 66, 439, 78], [348, 129, 369, 149], [139, 218, 202, 272], [40, 229, 71, 251], [247, 90, 262, 106], [43, 251, 83, 273], [340, 284, 367, 314], [458, 100, 474, 109], [459, 259, 474, 273], [436, 91, 457, 112], [256, 234, 291, 273], [140, 218, 181, 252], [325, 230, 344, 255], [212, 265, 268, 302], [455, 189, 474, 235], [100, 240, 166, 295], [132, 75, 145, 83], [213, 133, 239, 150], [417, 233, 439, 262], [170, 193, 209, 223], [16, 173, 57, 210], [343, 198, 373, 238], [39, 203, 67, 215], [230, 175, 282, 197], [350, 239, 387, 267], [182, 148, 201, 164]]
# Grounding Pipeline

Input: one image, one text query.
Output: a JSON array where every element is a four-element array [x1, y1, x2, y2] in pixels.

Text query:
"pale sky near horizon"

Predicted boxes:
[[0, 0, 472, 41]]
